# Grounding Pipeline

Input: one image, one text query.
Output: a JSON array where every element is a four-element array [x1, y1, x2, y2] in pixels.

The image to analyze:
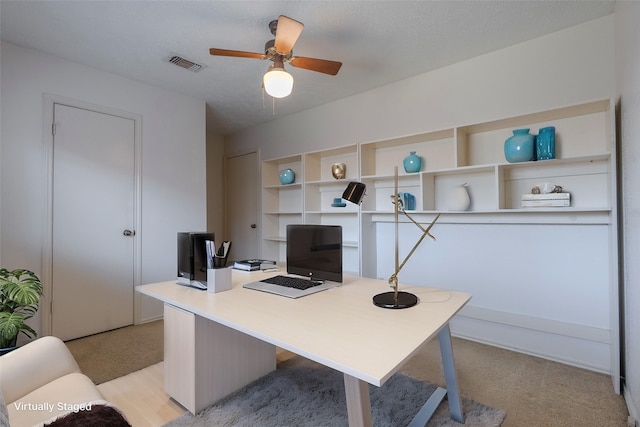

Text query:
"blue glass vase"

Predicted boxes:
[[536, 126, 556, 160], [504, 129, 535, 163], [403, 151, 422, 173], [279, 168, 295, 185]]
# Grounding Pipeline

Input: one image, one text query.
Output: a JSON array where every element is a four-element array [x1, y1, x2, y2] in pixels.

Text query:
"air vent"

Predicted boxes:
[[168, 55, 205, 72]]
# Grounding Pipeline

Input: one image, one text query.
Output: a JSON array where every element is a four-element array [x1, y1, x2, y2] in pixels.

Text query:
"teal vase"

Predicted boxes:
[[536, 126, 556, 160], [504, 129, 535, 163], [279, 168, 295, 185], [403, 151, 422, 173]]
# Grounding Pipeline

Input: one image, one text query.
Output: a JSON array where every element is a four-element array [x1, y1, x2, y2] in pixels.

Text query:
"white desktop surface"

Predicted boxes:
[[137, 271, 470, 388]]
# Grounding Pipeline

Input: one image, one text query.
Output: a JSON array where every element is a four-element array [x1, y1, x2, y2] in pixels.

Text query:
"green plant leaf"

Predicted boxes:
[[0, 311, 26, 346], [0, 269, 43, 306], [0, 268, 42, 346]]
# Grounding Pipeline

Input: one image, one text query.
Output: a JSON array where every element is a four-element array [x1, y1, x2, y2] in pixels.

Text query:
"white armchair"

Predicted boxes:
[[0, 336, 108, 427]]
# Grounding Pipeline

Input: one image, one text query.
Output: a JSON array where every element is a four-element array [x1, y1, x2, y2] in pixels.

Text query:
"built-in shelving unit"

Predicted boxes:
[[261, 99, 615, 275], [260, 146, 362, 273], [358, 99, 612, 217], [304, 145, 360, 273], [261, 154, 303, 261]]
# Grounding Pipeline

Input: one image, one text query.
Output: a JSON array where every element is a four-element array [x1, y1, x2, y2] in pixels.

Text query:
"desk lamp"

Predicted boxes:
[[342, 167, 440, 309]]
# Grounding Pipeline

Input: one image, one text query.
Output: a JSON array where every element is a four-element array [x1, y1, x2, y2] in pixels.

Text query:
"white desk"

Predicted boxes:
[[137, 271, 471, 426]]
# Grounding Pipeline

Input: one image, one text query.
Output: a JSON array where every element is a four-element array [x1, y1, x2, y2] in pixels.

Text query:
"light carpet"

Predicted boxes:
[[163, 356, 505, 427], [65, 320, 164, 384]]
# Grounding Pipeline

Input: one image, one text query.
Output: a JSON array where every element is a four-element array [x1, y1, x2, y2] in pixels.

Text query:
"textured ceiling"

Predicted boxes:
[[0, 1, 615, 135]]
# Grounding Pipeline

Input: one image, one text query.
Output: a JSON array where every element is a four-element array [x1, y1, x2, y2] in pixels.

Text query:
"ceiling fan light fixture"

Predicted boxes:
[[263, 66, 294, 98]]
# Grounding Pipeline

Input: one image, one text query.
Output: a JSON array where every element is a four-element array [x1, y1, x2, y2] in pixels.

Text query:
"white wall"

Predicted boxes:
[[226, 17, 614, 160], [207, 130, 225, 237], [225, 16, 617, 374], [0, 42, 207, 327], [615, 1, 640, 422]]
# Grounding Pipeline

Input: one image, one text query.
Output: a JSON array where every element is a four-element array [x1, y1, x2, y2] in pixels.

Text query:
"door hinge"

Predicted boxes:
[[52, 123, 57, 136]]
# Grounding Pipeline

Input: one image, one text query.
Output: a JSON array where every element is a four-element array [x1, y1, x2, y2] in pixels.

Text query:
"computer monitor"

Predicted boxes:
[[286, 224, 343, 283], [177, 232, 215, 286]]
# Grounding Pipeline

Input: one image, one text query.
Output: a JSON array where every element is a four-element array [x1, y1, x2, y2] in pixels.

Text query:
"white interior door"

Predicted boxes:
[[52, 103, 135, 341], [225, 152, 259, 262]]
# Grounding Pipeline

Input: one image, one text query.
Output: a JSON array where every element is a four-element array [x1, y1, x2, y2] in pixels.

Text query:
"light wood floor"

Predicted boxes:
[[97, 362, 185, 426]]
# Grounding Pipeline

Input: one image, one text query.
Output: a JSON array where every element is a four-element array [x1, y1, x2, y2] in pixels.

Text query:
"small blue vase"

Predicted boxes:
[[536, 126, 556, 160], [504, 129, 535, 163], [279, 168, 295, 185], [402, 193, 416, 210], [403, 151, 422, 173]]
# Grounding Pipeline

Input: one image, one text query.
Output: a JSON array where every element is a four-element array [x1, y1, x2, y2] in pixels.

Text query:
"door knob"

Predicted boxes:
[[123, 229, 135, 236], [250, 224, 257, 229]]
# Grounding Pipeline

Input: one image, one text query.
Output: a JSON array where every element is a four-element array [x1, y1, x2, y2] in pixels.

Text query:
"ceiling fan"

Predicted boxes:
[[209, 15, 342, 98]]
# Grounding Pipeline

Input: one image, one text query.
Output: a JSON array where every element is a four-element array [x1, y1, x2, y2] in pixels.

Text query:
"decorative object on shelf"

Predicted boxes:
[[343, 167, 440, 309], [536, 126, 556, 160], [331, 163, 346, 180], [331, 197, 346, 207], [531, 182, 562, 194], [521, 192, 570, 207], [403, 151, 422, 173], [504, 128, 535, 163], [279, 168, 295, 185], [397, 192, 416, 210], [448, 183, 471, 211], [525, 183, 568, 207]]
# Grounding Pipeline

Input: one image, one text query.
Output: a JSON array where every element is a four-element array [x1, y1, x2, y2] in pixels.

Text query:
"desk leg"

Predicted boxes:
[[343, 374, 373, 427], [438, 324, 464, 423]]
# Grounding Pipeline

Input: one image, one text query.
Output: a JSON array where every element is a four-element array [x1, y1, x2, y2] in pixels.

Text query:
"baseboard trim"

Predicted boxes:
[[459, 305, 609, 343], [451, 305, 611, 374], [137, 315, 164, 324], [624, 386, 639, 426]]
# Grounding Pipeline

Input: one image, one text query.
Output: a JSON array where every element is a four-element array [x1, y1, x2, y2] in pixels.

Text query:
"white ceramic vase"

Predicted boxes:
[[448, 183, 470, 211]]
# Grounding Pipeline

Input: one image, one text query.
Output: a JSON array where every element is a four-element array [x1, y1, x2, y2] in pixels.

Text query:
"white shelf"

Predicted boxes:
[[305, 210, 359, 215], [262, 99, 615, 276]]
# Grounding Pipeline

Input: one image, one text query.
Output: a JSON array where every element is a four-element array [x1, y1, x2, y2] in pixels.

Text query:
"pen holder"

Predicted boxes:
[[207, 267, 232, 293], [213, 256, 228, 268]]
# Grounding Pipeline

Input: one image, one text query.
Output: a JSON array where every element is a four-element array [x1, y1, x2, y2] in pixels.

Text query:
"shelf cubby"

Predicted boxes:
[[304, 144, 358, 182], [424, 166, 497, 212], [360, 129, 455, 177], [456, 99, 611, 167]]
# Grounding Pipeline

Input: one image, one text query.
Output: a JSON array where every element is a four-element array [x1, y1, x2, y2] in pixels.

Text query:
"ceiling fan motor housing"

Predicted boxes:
[[264, 39, 292, 62]]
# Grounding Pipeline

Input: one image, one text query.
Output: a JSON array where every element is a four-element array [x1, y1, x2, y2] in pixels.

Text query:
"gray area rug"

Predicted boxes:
[[164, 356, 505, 427], [65, 320, 164, 384]]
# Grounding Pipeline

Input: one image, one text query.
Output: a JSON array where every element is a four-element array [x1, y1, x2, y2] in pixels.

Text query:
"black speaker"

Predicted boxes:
[[177, 232, 215, 286]]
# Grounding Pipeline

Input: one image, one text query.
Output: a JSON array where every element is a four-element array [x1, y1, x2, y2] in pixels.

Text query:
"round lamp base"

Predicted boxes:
[[372, 291, 419, 309]]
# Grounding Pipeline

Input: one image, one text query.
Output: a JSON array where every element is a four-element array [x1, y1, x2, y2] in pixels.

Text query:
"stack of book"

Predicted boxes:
[[232, 259, 277, 271], [521, 192, 571, 207]]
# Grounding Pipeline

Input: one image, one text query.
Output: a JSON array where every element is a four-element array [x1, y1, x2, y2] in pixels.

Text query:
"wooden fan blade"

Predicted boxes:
[[290, 56, 342, 75], [274, 15, 304, 53], [209, 48, 265, 60]]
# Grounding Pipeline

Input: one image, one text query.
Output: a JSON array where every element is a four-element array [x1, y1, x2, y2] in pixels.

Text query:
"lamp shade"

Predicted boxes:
[[342, 182, 366, 205], [263, 67, 294, 98]]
